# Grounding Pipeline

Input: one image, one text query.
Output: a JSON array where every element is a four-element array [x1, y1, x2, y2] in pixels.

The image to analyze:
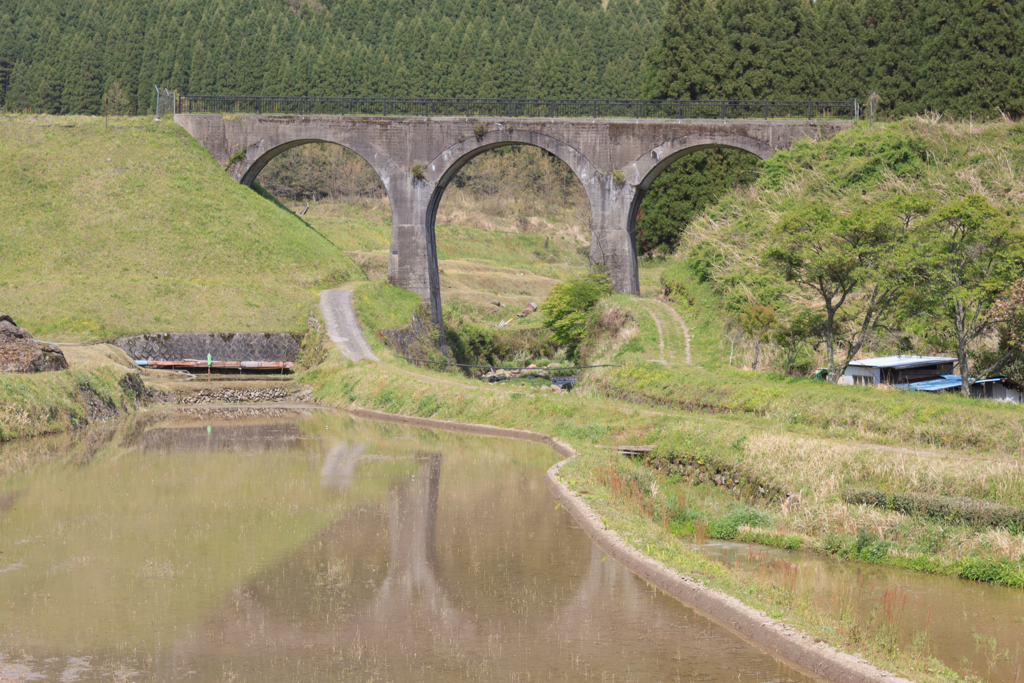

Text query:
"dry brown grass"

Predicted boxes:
[[744, 431, 1024, 507]]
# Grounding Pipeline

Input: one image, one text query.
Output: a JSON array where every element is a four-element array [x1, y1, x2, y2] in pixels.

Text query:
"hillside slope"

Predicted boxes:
[[0, 115, 363, 341], [673, 116, 1024, 375]]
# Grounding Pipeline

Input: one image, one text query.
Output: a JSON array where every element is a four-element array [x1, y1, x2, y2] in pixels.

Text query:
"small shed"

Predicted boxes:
[[842, 356, 956, 387]]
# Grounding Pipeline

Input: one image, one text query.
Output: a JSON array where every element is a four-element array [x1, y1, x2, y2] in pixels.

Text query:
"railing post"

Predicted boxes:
[[678, 102, 683, 119], [808, 102, 812, 119], [764, 101, 769, 120], [721, 102, 726, 120]]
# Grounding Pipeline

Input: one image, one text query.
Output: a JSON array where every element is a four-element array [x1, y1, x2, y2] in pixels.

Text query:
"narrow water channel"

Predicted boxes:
[[695, 539, 1024, 683], [1, 411, 807, 682]]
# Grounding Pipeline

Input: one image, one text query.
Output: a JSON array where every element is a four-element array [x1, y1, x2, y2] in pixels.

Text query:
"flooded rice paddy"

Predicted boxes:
[[1, 411, 808, 683]]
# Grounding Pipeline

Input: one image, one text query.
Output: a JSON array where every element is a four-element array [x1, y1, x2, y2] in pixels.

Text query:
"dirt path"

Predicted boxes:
[[644, 306, 667, 363], [642, 298, 692, 365], [320, 288, 379, 362]]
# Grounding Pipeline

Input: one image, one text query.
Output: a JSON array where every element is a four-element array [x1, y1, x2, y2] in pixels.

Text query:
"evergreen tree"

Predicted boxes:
[[63, 36, 102, 114], [859, 0, 923, 116], [918, 0, 1023, 118], [35, 62, 62, 113], [764, 0, 822, 100], [0, 25, 15, 106], [5, 59, 31, 110], [819, 0, 867, 101], [719, 0, 773, 100], [642, 0, 725, 100]]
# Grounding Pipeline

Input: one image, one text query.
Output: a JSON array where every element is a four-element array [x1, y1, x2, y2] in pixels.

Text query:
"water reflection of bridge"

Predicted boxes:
[[168, 441, 799, 681]]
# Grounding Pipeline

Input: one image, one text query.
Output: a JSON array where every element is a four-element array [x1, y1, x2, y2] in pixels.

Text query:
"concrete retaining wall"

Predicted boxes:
[[114, 332, 300, 362]]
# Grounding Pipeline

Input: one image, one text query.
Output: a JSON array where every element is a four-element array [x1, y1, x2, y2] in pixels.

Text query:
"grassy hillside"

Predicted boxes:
[[0, 114, 364, 342], [681, 116, 1024, 372]]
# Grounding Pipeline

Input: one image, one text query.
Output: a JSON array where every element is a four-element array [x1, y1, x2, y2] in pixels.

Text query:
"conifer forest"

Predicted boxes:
[[1, 0, 1020, 253]]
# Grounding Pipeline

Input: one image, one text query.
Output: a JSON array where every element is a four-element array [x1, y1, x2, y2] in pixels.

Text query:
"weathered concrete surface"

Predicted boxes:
[[176, 114, 853, 322], [319, 289, 379, 362]]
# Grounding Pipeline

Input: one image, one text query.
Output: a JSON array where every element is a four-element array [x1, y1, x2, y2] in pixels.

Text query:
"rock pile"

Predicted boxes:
[[0, 312, 68, 373], [479, 364, 575, 393], [172, 387, 293, 405]]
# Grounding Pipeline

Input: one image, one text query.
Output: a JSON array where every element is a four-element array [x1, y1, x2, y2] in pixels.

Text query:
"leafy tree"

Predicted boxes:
[[773, 310, 826, 375], [103, 80, 130, 115], [978, 280, 1024, 386], [908, 195, 1024, 395], [540, 271, 613, 357], [764, 199, 918, 382], [737, 302, 776, 370]]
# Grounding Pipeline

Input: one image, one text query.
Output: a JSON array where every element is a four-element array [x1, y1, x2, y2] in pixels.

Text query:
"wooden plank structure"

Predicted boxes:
[[135, 359, 294, 373], [596, 444, 655, 456]]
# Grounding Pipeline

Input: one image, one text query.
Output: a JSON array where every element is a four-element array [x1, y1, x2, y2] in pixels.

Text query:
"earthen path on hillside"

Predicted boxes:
[[320, 289, 379, 362], [642, 298, 692, 365]]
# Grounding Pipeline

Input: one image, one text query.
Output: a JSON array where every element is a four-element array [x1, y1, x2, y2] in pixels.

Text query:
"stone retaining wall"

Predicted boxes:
[[170, 387, 294, 404], [645, 454, 797, 506], [114, 332, 300, 362]]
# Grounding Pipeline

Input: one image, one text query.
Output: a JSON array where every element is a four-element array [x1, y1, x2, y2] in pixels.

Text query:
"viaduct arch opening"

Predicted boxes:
[[624, 136, 773, 261], [424, 130, 602, 254]]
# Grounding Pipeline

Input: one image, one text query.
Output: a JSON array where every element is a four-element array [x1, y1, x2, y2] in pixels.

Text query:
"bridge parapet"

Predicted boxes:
[[176, 95, 859, 123]]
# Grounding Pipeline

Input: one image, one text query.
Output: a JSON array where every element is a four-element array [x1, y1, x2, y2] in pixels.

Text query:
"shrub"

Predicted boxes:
[[707, 506, 774, 539], [843, 489, 1024, 531], [539, 272, 613, 358]]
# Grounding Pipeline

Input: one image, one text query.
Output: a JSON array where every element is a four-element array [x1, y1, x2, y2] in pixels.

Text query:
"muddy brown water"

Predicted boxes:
[[1, 412, 807, 682], [695, 540, 1024, 683]]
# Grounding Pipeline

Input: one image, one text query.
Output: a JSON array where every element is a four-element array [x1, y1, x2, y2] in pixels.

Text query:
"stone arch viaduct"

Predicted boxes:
[[175, 109, 854, 325]]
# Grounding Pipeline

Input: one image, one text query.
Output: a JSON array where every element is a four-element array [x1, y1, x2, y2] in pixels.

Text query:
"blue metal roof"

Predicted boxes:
[[894, 375, 1005, 392]]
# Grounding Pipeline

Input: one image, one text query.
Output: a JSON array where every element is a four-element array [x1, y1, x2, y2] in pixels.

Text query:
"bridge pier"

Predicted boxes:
[[586, 174, 641, 294], [386, 174, 444, 332]]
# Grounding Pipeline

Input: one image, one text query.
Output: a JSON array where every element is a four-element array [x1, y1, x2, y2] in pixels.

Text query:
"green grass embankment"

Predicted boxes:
[[0, 345, 145, 442], [0, 114, 364, 341]]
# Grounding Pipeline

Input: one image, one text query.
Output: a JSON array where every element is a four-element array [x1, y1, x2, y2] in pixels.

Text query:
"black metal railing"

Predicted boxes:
[[175, 95, 859, 121]]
